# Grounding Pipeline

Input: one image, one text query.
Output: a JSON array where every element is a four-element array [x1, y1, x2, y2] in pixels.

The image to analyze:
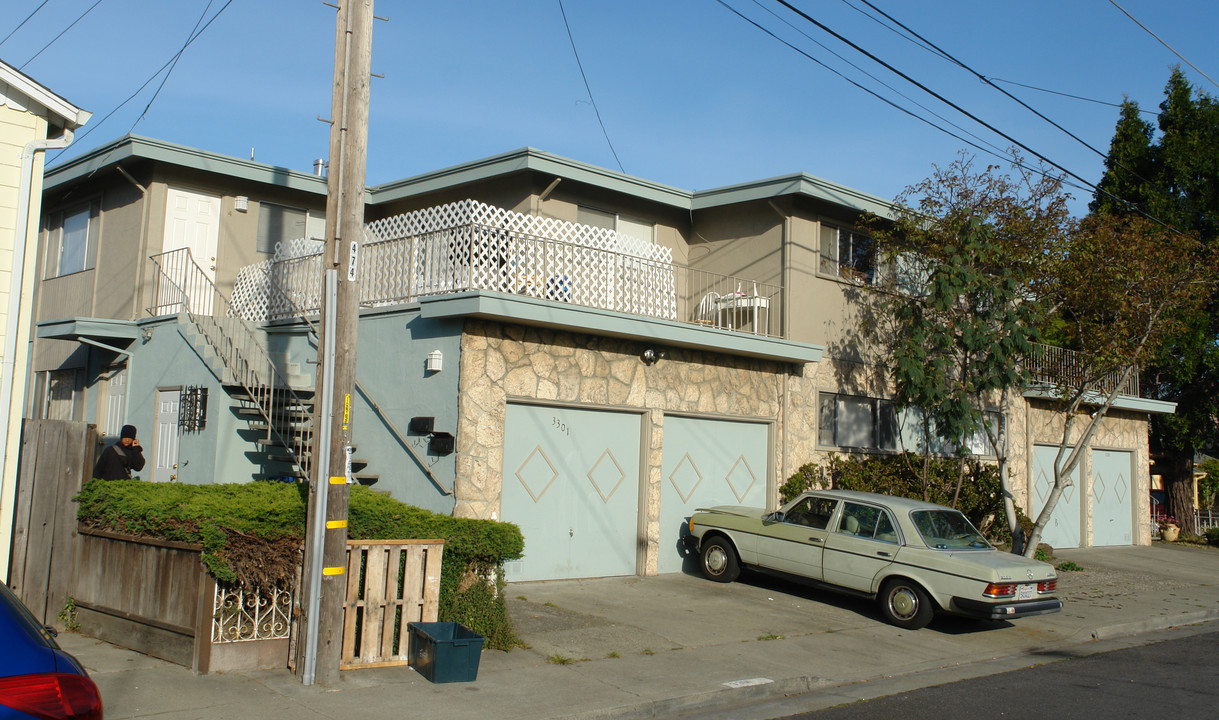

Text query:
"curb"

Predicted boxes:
[[1089, 609, 1219, 641], [563, 675, 829, 720]]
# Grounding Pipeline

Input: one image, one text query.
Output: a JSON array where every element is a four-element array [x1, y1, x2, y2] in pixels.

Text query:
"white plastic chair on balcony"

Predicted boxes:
[[695, 291, 721, 326]]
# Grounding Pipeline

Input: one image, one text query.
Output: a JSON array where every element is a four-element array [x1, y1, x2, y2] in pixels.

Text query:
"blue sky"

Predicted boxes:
[[5, 0, 1217, 216]]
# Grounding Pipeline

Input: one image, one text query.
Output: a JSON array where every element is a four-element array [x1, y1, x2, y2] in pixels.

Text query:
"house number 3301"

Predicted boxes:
[[552, 417, 570, 436]]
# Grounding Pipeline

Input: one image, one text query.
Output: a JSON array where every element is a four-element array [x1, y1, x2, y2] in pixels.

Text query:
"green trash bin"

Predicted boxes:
[[407, 622, 485, 683]]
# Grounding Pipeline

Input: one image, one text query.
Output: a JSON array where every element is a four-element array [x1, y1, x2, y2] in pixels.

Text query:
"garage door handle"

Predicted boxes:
[[876, 551, 892, 557], [808, 537, 822, 543]]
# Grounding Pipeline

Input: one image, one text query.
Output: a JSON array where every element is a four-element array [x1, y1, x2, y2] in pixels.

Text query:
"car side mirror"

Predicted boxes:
[[765, 511, 784, 523]]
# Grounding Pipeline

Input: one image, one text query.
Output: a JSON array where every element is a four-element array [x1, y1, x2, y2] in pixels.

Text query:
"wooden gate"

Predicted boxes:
[[9, 419, 97, 624]]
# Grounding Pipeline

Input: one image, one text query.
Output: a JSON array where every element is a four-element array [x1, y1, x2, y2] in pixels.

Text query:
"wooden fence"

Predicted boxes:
[[9, 419, 96, 625], [341, 539, 444, 669], [8, 418, 444, 674]]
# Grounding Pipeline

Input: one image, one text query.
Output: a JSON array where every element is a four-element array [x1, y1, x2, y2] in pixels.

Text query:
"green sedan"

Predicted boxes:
[[687, 489, 1062, 629]]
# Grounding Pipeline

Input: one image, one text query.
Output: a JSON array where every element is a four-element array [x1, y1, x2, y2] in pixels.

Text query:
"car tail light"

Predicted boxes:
[[1038, 579, 1057, 593], [983, 582, 1017, 598], [0, 673, 103, 720]]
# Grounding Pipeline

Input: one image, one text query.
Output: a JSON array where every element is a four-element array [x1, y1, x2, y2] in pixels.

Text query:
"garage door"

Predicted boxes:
[[658, 416, 769, 574], [1091, 449, 1133, 546], [502, 404, 642, 582], [1031, 444, 1081, 549]]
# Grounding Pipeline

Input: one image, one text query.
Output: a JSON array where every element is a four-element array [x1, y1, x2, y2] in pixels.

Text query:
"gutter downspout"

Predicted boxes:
[[1, 129, 76, 571]]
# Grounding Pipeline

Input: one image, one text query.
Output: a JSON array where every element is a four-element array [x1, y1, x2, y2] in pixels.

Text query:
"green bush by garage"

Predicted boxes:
[[74, 479, 524, 649]]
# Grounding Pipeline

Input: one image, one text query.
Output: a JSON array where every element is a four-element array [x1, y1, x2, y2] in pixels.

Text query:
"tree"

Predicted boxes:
[[1090, 68, 1219, 535], [864, 153, 1072, 552], [1028, 214, 1214, 553], [866, 154, 1215, 556]]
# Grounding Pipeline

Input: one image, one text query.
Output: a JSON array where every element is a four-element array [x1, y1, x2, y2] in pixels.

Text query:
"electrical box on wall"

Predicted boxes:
[[429, 432, 455, 455]]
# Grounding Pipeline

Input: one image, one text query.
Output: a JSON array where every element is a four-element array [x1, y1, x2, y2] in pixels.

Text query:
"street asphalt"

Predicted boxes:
[[59, 542, 1219, 720]]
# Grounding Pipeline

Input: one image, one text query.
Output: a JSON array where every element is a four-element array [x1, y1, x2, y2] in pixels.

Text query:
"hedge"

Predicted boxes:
[[74, 479, 524, 649], [781, 453, 1029, 545]]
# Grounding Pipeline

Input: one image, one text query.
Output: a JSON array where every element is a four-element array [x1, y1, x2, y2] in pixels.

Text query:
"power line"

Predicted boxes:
[[557, 0, 625, 174], [49, 0, 236, 162], [128, 0, 218, 132], [19, 0, 107, 70], [989, 77, 1158, 116], [0, 0, 51, 49], [766, 0, 1167, 224], [733, 0, 1010, 161], [1108, 0, 1218, 90]]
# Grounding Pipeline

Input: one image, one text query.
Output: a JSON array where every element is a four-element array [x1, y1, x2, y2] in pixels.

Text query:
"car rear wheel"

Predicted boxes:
[[880, 578, 933, 629], [700, 536, 740, 583]]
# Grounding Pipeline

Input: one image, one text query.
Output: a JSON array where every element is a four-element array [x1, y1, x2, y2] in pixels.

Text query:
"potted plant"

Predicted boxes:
[[1160, 515, 1180, 542]]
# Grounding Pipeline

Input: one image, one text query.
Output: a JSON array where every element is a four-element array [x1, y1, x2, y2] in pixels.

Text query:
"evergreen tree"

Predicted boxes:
[[1091, 68, 1219, 534]]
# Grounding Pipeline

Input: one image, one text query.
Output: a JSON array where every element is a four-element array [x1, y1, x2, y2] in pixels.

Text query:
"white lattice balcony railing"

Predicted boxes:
[[231, 200, 783, 338]]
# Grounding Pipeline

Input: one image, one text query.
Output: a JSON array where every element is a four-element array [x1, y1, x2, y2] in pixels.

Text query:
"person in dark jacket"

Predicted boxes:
[[93, 424, 146, 480]]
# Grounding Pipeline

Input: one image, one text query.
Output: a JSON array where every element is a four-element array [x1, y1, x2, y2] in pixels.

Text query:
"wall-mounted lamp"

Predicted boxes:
[[234, 195, 249, 212], [641, 346, 666, 365], [426, 350, 443, 373]]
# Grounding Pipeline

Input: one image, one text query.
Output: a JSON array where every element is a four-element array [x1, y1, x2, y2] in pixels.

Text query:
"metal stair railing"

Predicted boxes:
[[263, 272, 452, 495], [150, 247, 313, 481]]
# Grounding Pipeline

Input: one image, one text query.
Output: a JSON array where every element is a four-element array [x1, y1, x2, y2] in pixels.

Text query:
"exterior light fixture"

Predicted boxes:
[[426, 350, 443, 372]]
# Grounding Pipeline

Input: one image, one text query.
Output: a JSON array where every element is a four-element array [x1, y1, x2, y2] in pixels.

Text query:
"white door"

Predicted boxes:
[[160, 188, 221, 314], [153, 389, 181, 483]]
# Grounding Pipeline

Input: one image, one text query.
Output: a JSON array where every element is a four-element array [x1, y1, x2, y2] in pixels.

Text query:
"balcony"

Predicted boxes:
[[228, 199, 782, 338], [1025, 342, 1140, 398]]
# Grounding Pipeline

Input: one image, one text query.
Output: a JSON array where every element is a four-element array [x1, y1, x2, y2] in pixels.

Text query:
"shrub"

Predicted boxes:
[[784, 453, 1016, 544], [74, 480, 524, 649], [1207, 527, 1219, 547]]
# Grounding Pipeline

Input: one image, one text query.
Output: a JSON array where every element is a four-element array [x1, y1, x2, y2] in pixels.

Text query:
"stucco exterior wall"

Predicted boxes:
[[454, 319, 821, 574]]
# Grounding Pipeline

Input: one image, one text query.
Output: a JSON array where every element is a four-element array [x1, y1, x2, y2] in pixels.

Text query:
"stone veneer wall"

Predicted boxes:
[[454, 320, 821, 574]]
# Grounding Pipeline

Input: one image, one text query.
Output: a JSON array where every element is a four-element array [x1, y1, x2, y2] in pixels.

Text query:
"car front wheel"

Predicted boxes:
[[700, 536, 740, 583], [880, 578, 933, 629]]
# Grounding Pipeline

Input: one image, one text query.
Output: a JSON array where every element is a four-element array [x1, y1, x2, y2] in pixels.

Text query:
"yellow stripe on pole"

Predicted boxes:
[[326, 520, 347, 529], [330, 476, 346, 485], [323, 566, 345, 576]]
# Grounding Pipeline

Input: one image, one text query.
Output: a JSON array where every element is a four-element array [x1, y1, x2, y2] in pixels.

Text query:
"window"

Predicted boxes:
[[41, 369, 81, 421], [838, 502, 899, 543], [819, 393, 897, 451], [820, 393, 1001, 457], [819, 224, 874, 283], [577, 205, 654, 245], [784, 496, 838, 529], [256, 202, 324, 254], [45, 202, 99, 277]]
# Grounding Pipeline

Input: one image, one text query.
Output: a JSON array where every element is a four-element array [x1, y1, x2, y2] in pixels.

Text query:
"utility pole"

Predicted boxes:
[[299, 0, 374, 686]]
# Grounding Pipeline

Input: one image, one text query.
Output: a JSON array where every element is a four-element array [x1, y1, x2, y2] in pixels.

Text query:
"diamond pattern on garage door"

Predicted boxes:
[[515, 445, 559, 502], [668, 453, 704, 503], [726, 455, 758, 502], [587, 449, 626, 502], [1092, 468, 1128, 504]]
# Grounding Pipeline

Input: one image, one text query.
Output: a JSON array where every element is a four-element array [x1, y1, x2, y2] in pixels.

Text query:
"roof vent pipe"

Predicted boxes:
[[314, 158, 326, 176]]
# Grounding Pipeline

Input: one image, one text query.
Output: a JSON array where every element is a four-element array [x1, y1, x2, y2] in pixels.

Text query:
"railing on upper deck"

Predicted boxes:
[[230, 199, 783, 338], [1025, 342, 1139, 398]]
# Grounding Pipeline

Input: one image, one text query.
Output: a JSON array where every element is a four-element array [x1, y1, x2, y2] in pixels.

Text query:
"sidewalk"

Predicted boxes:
[[60, 543, 1219, 720]]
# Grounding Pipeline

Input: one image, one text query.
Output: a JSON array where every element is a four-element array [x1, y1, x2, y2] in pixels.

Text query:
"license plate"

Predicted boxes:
[[1016, 583, 1035, 601]]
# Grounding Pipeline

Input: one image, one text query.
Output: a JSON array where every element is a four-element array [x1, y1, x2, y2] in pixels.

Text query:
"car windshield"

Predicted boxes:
[[910, 510, 991, 550]]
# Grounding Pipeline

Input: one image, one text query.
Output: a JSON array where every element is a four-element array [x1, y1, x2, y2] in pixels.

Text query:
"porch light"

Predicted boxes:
[[426, 350, 443, 372]]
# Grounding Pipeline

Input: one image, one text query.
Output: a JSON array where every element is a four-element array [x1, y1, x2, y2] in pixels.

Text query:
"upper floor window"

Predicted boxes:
[[257, 202, 324, 254], [577, 206, 654, 246], [45, 201, 99, 278], [820, 224, 874, 284]]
